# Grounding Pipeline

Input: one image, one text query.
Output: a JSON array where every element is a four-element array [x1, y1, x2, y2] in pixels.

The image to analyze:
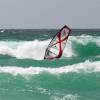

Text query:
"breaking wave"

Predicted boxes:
[[0, 60, 100, 76], [0, 35, 100, 60]]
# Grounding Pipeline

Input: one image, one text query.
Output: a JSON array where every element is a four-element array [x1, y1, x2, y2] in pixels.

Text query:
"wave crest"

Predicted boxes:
[[0, 35, 100, 60], [0, 61, 100, 76]]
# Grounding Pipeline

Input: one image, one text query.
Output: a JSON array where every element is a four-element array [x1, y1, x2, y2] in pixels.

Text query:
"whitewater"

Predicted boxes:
[[0, 35, 100, 60]]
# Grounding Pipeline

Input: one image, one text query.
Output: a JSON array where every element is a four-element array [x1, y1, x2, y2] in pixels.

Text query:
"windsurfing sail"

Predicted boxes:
[[44, 25, 71, 60]]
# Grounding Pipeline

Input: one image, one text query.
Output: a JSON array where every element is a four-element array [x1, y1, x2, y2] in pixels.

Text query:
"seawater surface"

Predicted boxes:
[[0, 29, 100, 100]]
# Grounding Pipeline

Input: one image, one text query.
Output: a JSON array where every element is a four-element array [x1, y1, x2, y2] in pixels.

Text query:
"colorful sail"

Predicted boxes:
[[44, 25, 71, 60]]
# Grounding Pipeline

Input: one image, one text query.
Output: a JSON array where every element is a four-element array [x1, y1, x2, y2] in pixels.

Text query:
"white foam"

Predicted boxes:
[[52, 94, 80, 100], [12, 40, 49, 60], [0, 40, 49, 60], [0, 36, 100, 60], [0, 61, 100, 76], [0, 30, 5, 33], [71, 35, 100, 46], [0, 39, 74, 60]]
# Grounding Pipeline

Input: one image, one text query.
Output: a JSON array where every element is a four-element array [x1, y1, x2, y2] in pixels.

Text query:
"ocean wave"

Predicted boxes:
[[0, 40, 49, 60], [0, 39, 73, 60], [0, 35, 100, 60], [71, 35, 100, 46], [0, 60, 100, 76]]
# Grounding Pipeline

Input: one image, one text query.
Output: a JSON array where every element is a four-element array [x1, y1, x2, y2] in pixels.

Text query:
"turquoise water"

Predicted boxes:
[[0, 29, 100, 100]]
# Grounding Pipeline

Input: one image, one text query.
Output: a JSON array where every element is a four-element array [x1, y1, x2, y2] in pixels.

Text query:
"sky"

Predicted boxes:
[[0, 0, 100, 29]]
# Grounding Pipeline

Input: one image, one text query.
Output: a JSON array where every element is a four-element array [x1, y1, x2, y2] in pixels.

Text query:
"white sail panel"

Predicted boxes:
[[44, 25, 71, 60]]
